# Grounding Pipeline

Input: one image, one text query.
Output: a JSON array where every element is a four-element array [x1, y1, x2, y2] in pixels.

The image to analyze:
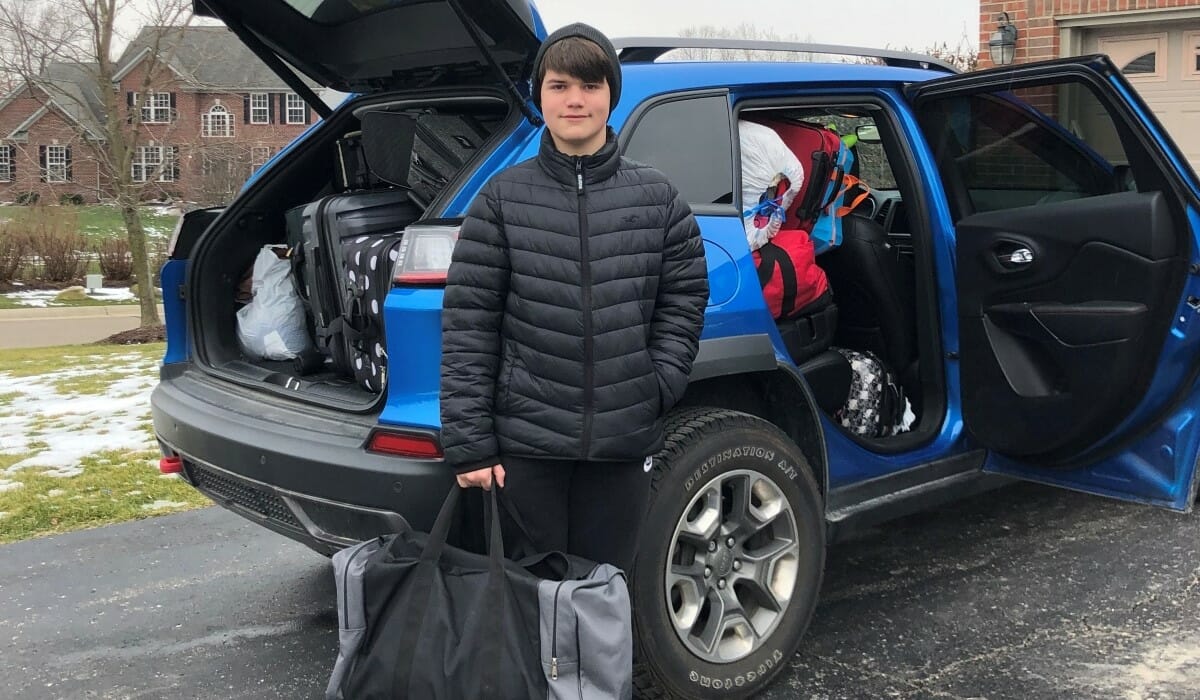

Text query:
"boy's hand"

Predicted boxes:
[[456, 464, 506, 490]]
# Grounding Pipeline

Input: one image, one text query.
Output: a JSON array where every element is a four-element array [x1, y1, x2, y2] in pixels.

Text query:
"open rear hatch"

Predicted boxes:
[[184, 0, 545, 410], [194, 0, 544, 117]]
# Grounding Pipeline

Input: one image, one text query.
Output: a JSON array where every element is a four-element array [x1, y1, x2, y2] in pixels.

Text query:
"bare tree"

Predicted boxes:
[[195, 142, 255, 207], [678, 24, 979, 71], [676, 24, 815, 62], [0, 0, 194, 326], [915, 37, 980, 73]]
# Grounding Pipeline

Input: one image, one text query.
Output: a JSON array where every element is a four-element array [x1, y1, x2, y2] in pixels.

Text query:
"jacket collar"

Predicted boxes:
[[536, 126, 621, 187]]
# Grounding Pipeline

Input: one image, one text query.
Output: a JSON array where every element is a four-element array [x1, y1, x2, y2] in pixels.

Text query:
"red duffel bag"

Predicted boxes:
[[752, 227, 830, 320]]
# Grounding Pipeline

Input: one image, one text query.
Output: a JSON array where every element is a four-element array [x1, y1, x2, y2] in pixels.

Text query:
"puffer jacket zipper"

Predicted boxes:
[[577, 157, 594, 456]]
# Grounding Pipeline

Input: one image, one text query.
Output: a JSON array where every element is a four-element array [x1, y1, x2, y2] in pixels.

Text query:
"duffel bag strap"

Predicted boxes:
[[389, 486, 507, 697], [755, 241, 799, 316]]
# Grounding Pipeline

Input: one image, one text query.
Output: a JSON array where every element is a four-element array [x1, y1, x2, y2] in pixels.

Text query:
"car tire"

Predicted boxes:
[[632, 407, 826, 699]]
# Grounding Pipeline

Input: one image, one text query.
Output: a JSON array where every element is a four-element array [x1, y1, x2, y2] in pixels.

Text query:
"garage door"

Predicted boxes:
[[1085, 22, 1200, 174]]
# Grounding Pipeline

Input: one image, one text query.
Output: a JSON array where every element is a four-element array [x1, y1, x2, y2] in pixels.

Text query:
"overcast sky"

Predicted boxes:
[[532, 0, 980, 51], [111, 0, 979, 57]]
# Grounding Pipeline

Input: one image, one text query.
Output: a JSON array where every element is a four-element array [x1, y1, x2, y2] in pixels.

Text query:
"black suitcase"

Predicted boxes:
[[286, 189, 421, 390]]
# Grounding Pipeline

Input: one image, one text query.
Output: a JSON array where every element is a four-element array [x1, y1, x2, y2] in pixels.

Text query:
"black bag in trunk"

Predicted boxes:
[[336, 111, 418, 192]]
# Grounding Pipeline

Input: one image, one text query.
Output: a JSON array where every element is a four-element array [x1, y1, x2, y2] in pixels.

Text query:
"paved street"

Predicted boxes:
[[0, 306, 161, 349], [1, 482, 1198, 699]]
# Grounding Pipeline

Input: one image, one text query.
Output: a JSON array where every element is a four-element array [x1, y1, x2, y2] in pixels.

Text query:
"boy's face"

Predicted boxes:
[[540, 69, 610, 157]]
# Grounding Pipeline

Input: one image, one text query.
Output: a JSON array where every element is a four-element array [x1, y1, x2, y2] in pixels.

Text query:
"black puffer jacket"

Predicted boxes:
[[440, 129, 708, 473]]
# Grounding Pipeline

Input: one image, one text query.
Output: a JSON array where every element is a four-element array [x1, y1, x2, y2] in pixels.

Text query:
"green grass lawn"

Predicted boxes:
[[0, 342, 211, 543], [0, 204, 180, 243], [0, 450, 210, 544]]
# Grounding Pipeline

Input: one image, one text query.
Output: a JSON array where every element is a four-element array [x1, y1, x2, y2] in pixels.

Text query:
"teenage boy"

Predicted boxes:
[[439, 23, 708, 573]]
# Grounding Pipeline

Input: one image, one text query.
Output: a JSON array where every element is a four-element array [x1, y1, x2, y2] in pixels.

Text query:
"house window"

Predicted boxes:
[[1098, 34, 1167, 81], [286, 93, 306, 124], [132, 144, 176, 183], [1123, 52, 1156, 74], [249, 93, 270, 124], [139, 92, 173, 123], [202, 104, 233, 138], [44, 145, 69, 183], [0, 145, 11, 182], [251, 146, 272, 169]]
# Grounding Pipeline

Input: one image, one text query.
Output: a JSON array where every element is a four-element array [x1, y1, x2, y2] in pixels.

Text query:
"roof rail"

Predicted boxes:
[[612, 37, 958, 74]]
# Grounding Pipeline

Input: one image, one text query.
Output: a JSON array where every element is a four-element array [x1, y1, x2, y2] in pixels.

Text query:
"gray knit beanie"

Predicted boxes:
[[531, 23, 622, 112]]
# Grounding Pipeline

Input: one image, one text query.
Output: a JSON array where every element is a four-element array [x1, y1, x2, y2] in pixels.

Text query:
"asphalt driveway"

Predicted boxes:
[[1, 481, 1197, 699]]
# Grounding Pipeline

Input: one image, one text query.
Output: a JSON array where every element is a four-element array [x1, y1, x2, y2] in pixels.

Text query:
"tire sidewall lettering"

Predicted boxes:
[[685, 650, 785, 690], [684, 444, 778, 492]]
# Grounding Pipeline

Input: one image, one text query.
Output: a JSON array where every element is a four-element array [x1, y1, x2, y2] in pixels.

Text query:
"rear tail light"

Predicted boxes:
[[159, 455, 184, 474], [392, 223, 460, 285], [367, 430, 444, 459]]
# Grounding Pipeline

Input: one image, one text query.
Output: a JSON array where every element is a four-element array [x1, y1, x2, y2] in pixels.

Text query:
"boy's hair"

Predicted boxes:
[[536, 36, 612, 89], [530, 23, 622, 112]]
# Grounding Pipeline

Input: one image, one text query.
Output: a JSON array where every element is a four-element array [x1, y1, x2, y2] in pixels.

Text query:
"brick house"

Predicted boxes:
[[0, 62, 107, 204], [978, 1, 1200, 169], [0, 25, 323, 205]]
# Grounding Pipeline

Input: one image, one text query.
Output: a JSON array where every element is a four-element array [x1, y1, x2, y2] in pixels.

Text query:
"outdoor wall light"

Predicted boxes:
[[988, 12, 1018, 66]]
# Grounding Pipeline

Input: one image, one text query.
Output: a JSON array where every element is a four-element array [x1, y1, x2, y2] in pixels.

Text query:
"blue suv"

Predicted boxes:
[[154, 1, 1200, 697]]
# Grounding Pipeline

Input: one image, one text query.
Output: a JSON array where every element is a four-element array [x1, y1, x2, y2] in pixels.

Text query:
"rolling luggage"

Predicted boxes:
[[285, 110, 422, 391], [286, 190, 420, 391]]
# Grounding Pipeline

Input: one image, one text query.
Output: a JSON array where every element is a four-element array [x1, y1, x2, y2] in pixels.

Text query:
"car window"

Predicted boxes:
[[917, 81, 1134, 216], [803, 115, 898, 191], [623, 94, 735, 206]]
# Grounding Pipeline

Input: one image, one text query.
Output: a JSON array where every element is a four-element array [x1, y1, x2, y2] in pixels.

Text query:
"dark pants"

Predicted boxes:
[[495, 455, 653, 573]]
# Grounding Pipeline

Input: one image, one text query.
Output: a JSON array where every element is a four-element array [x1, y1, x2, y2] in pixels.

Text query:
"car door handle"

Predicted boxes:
[[997, 247, 1034, 266]]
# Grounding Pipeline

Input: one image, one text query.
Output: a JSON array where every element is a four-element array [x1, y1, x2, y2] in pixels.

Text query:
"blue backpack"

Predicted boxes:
[[808, 134, 869, 254], [751, 118, 869, 254]]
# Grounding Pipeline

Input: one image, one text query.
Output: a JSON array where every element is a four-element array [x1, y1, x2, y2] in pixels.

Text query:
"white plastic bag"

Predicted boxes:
[[236, 245, 313, 361], [739, 120, 804, 251]]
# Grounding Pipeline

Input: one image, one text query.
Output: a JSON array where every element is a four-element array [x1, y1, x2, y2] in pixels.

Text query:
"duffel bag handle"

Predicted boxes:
[[390, 485, 507, 697], [412, 484, 506, 565]]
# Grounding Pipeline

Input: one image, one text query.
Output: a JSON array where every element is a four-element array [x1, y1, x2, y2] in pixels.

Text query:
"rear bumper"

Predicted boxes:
[[151, 363, 454, 554]]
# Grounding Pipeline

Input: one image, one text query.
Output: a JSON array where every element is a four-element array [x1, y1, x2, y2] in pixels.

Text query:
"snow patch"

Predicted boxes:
[[0, 355, 158, 477], [2, 286, 136, 307], [0, 479, 22, 493], [141, 500, 187, 511], [46, 489, 65, 497], [1074, 633, 1200, 698]]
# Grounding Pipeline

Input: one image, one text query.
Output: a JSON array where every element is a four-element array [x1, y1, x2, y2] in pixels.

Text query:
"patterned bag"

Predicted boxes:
[[339, 235, 403, 393], [833, 348, 913, 438]]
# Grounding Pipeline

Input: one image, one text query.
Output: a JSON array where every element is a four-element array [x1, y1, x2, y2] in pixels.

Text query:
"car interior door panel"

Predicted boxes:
[[956, 190, 1184, 458], [987, 301, 1149, 349]]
